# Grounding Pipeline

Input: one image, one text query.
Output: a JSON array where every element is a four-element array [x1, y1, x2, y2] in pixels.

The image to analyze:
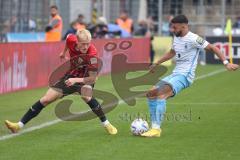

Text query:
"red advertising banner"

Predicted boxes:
[[0, 38, 150, 94], [205, 36, 240, 64]]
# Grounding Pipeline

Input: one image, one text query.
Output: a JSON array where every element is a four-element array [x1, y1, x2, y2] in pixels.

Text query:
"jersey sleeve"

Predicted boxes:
[[66, 34, 77, 49], [88, 44, 97, 55], [87, 45, 101, 73], [192, 34, 209, 49], [87, 56, 102, 73]]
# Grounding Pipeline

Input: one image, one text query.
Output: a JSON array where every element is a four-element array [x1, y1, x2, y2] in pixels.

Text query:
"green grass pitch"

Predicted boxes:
[[0, 65, 240, 160]]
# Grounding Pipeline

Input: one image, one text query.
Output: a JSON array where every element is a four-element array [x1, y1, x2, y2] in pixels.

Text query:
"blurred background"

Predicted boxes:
[[0, 0, 240, 42]]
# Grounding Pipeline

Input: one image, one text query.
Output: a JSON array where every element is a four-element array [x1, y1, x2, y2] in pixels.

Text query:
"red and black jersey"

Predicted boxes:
[[65, 34, 100, 77]]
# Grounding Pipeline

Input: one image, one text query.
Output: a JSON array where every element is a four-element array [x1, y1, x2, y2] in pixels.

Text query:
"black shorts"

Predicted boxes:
[[51, 75, 94, 96]]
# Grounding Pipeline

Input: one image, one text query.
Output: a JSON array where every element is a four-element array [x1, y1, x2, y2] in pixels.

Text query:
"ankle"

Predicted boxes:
[[152, 123, 160, 129], [102, 120, 110, 126], [18, 121, 24, 128]]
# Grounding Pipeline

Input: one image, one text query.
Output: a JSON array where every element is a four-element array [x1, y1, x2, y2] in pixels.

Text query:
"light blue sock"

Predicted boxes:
[[147, 99, 157, 128], [154, 99, 166, 129]]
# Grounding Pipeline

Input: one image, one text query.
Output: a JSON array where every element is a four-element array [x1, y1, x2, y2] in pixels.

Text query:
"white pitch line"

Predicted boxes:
[[169, 102, 240, 105], [195, 68, 226, 80], [0, 68, 228, 141], [0, 99, 128, 141], [0, 119, 61, 141]]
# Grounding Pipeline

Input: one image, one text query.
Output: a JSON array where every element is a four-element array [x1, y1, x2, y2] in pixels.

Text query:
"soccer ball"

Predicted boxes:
[[130, 118, 149, 136]]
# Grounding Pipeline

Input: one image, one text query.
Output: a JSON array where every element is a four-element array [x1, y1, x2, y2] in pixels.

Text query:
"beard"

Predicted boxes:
[[174, 31, 182, 37]]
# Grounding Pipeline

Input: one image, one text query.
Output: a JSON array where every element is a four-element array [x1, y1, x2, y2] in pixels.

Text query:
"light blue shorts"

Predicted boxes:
[[155, 74, 191, 97]]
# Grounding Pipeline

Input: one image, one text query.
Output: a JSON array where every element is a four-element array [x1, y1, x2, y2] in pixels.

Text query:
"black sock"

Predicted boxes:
[[20, 101, 45, 124], [87, 98, 107, 122]]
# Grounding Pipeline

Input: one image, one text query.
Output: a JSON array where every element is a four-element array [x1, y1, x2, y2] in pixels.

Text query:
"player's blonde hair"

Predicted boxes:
[[76, 29, 92, 43]]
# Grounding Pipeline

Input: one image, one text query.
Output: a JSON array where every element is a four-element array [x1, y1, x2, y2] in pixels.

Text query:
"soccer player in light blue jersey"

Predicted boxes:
[[141, 15, 239, 137]]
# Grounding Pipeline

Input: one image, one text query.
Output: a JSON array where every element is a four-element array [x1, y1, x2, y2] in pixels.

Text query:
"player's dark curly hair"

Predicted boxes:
[[171, 15, 188, 24]]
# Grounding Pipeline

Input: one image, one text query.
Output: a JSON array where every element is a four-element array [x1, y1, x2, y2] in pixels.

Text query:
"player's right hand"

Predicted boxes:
[[65, 78, 77, 87], [59, 52, 68, 61]]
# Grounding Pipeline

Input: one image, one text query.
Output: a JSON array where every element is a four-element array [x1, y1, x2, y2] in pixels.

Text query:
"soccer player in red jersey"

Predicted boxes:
[[5, 29, 117, 135]]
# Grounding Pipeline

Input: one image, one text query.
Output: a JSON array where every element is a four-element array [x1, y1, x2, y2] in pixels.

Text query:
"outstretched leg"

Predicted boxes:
[[5, 88, 62, 133]]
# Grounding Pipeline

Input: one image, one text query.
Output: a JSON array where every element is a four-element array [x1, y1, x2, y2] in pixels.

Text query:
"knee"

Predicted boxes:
[[146, 90, 168, 100], [158, 94, 167, 100], [40, 96, 55, 106], [81, 85, 93, 102], [81, 96, 92, 103], [146, 90, 158, 99]]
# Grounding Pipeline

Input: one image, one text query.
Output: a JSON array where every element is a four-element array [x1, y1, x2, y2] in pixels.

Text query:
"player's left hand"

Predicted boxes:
[[65, 78, 77, 86], [225, 63, 239, 71], [149, 63, 158, 73]]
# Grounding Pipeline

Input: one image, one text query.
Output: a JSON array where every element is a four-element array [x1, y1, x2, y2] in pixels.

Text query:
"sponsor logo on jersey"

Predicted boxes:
[[90, 57, 97, 64], [196, 36, 205, 45]]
